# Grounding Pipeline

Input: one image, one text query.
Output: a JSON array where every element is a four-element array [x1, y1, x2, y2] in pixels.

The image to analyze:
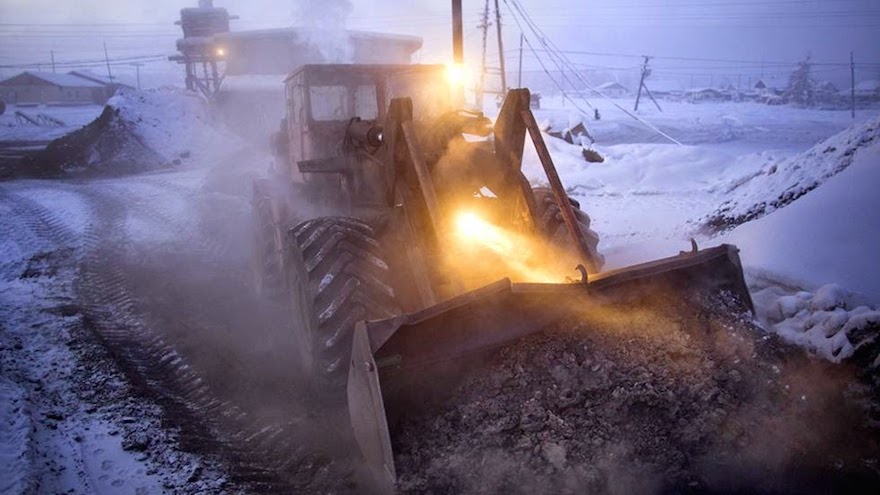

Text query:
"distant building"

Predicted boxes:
[[215, 28, 422, 76], [69, 70, 134, 95], [169, 1, 424, 141], [649, 79, 685, 100], [596, 81, 630, 98], [853, 79, 880, 102], [204, 27, 421, 142], [0, 71, 116, 105], [686, 87, 724, 103]]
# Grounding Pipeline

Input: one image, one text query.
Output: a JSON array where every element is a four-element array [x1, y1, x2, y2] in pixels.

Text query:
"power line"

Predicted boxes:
[[503, 0, 682, 145], [510, 48, 880, 68]]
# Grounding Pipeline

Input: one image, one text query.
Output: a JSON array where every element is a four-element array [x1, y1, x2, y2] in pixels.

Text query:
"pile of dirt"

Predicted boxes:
[[17, 88, 242, 178], [21, 105, 170, 177], [392, 294, 880, 494]]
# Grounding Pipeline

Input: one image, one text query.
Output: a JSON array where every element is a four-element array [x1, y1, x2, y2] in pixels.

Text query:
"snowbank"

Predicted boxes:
[[717, 130, 880, 362], [705, 116, 880, 230], [0, 105, 102, 142], [529, 97, 861, 147], [721, 137, 880, 303], [751, 284, 880, 363], [23, 88, 245, 177]]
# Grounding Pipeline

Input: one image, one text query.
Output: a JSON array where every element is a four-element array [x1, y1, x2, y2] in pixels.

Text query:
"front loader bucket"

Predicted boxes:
[[348, 243, 752, 491]]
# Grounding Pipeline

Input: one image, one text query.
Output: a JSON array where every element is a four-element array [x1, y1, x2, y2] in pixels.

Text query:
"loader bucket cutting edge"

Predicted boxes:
[[347, 243, 751, 491]]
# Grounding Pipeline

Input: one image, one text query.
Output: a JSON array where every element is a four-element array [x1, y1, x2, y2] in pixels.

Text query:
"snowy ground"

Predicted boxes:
[[509, 96, 880, 361], [0, 178, 230, 493]]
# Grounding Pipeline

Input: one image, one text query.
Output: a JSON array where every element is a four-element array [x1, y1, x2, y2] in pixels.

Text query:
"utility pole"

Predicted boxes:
[[130, 62, 143, 90], [517, 32, 523, 87], [103, 42, 114, 81], [633, 56, 660, 112], [493, 0, 507, 94], [477, 0, 490, 107], [50, 50, 56, 73], [452, 0, 464, 104], [850, 51, 855, 119], [452, 0, 463, 66]]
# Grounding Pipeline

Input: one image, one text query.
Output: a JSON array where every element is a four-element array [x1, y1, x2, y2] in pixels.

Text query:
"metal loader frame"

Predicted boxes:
[[345, 89, 754, 490]]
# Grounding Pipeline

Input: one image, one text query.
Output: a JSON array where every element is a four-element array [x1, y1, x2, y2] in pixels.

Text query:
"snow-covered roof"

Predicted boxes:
[[68, 70, 131, 88], [220, 74, 285, 92], [597, 81, 629, 92], [855, 79, 880, 92], [648, 79, 684, 93], [0, 71, 106, 88], [214, 27, 422, 50], [686, 87, 722, 95]]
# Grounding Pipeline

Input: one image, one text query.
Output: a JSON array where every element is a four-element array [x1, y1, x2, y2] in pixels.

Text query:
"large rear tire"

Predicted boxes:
[[532, 187, 605, 273], [285, 217, 399, 392], [251, 180, 286, 298]]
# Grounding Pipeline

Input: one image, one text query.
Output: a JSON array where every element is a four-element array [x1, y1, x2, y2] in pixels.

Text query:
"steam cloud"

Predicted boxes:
[[293, 0, 354, 63]]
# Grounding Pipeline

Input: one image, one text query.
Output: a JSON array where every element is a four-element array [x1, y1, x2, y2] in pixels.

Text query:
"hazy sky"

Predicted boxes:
[[1, 0, 878, 88]]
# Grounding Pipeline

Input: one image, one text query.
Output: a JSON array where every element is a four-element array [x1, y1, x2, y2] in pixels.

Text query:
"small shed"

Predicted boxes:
[[596, 81, 630, 98], [854, 80, 880, 101], [649, 79, 685, 99], [0, 71, 108, 105], [686, 87, 724, 102]]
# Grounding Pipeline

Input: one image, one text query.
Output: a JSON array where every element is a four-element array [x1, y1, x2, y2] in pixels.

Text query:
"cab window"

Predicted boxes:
[[309, 85, 348, 121], [354, 85, 378, 120]]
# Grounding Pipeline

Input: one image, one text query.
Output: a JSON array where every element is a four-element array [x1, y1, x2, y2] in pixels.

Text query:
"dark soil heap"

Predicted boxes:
[[392, 295, 880, 494], [22, 105, 167, 177]]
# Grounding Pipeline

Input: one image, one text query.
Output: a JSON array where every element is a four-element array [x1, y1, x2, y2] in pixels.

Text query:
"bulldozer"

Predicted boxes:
[[252, 62, 753, 491]]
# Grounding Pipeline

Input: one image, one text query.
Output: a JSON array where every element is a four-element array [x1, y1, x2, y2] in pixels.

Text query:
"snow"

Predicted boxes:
[[106, 87, 246, 166], [722, 138, 880, 302], [529, 98, 862, 147], [0, 377, 30, 495], [708, 115, 879, 227], [854, 79, 880, 92], [0, 105, 104, 142], [751, 284, 880, 362], [0, 182, 227, 494], [511, 94, 880, 360]]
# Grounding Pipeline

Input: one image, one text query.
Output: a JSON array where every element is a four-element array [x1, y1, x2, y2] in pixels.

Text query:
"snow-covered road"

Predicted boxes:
[[0, 158, 353, 494]]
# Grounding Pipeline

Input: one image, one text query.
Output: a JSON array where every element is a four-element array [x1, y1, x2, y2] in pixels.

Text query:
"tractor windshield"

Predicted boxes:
[[309, 84, 379, 122], [386, 69, 451, 122]]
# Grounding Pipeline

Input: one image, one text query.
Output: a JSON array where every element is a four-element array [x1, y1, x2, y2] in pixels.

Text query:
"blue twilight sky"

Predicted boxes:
[[1, 0, 878, 89]]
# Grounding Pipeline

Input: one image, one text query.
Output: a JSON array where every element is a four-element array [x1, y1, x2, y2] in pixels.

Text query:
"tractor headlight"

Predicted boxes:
[[445, 63, 468, 88]]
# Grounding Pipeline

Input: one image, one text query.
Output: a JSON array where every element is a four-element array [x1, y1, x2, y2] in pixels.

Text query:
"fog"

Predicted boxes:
[[1, 0, 878, 90]]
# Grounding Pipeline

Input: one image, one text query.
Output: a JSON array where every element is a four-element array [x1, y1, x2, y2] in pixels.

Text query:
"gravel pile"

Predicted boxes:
[[392, 294, 880, 494]]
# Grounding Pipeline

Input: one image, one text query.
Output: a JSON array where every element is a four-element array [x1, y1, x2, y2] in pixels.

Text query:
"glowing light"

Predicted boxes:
[[455, 211, 485, 239], [452, 211, 562, 283], [215, 47, 226, 57], [445, 63, 468, 87]]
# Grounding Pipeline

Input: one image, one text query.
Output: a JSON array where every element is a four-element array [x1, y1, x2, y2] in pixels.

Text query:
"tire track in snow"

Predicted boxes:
[[69, 181, 336, 493]]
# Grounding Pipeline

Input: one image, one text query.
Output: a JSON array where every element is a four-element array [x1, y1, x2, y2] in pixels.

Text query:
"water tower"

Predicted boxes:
[[169, 0, 238, 98]]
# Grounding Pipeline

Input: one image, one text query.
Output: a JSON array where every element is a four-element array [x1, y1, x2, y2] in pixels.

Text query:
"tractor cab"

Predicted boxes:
[[280, 64, 452, 180]]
